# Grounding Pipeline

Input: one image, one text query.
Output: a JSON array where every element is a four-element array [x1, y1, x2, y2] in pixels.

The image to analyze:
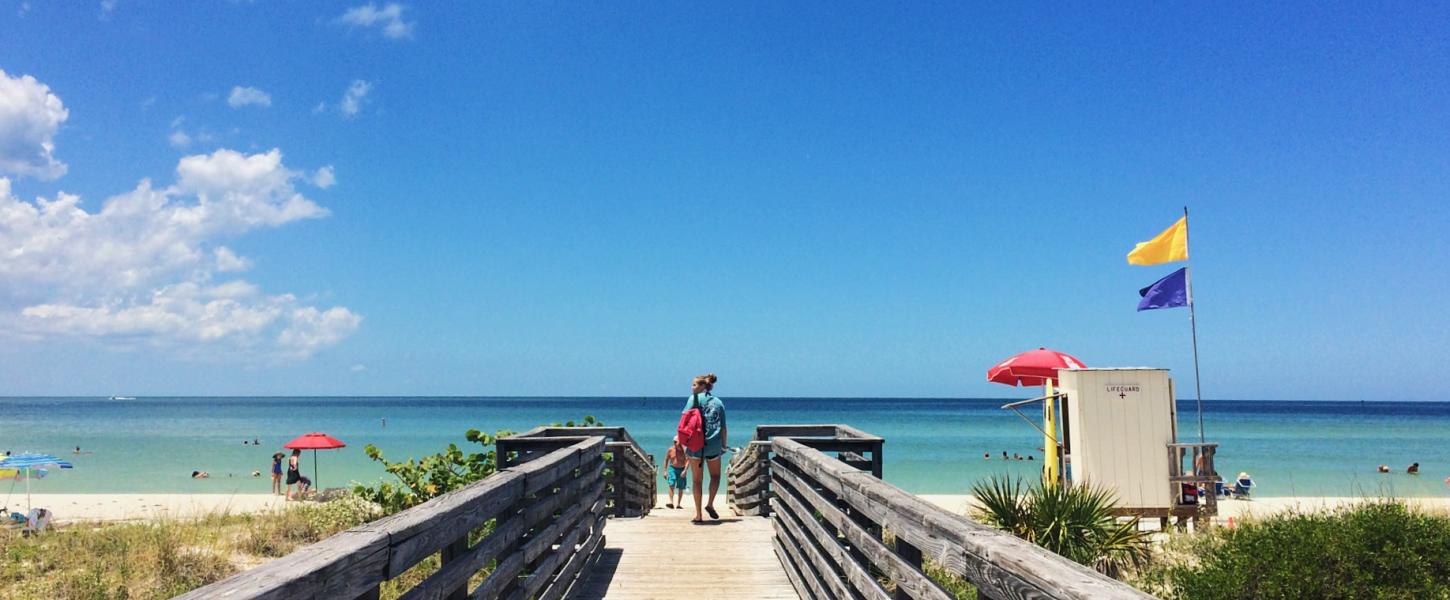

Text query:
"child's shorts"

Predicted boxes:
[[665, 464, 688, 490]]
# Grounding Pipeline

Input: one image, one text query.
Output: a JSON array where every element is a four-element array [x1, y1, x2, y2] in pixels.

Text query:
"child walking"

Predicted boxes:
[[663, 437, 688, 509]]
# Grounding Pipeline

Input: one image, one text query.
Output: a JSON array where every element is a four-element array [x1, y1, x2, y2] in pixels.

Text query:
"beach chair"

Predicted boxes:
[[1232, 473, 1254, 499], [19, 508, 50, 536]]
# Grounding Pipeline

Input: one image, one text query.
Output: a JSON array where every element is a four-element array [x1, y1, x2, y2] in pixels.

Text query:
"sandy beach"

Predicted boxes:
[[918, 494, 1450, 524], [16, 493, 286, 524], [22, 492, 1450, 527], [667, 493, 1450, 525]]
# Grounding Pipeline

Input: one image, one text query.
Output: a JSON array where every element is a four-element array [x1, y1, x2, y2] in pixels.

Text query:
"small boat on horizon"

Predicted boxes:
[[108, 396, 136, 401]]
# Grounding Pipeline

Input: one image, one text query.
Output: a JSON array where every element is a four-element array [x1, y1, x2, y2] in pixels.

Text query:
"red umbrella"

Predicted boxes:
[[986, 347, 1087, 387], [283, 432, 346, 492], [987, 348, 1086, 486]]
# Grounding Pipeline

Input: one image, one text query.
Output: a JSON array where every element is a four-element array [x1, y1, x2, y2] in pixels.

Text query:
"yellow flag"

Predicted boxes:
[[1127, 216, 1188, 265]]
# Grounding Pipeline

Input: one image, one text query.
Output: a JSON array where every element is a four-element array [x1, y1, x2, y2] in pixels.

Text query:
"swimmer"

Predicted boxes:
[[1377, 465, 1390, 473], [191, 470, 210, 479], [1409, 462, 1420, 474]]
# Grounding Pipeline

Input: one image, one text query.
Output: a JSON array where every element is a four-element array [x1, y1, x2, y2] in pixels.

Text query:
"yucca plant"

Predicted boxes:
[[970, 475, 1152, 578]]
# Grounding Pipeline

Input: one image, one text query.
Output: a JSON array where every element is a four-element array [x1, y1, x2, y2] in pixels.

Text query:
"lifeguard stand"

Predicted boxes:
[[1056, 368, 1218, 527]]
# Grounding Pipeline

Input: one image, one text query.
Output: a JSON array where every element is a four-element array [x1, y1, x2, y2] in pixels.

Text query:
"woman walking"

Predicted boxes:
[[684, 373, 726, 523], [285, 449, 302, 500]]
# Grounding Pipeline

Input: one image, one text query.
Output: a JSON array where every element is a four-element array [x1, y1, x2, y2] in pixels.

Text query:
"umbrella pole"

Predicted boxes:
[[25, 468, 31, 512], [313, 450, 319, 493], [1043, 382, 1060, 487]]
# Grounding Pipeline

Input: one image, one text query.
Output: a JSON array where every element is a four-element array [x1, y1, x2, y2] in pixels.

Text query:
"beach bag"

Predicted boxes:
[[677, 398, 705, 452]]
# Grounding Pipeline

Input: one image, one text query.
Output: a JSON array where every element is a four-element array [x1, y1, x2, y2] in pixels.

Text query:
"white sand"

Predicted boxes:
[[16, 493, 286, 524], [24, 492, 1450, 527], [917, 494, 1450, 524], [688, 492, 1450, 525]]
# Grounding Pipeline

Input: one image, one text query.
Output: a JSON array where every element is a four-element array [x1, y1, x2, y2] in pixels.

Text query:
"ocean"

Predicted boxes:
[[0, 397, 1445, 498]]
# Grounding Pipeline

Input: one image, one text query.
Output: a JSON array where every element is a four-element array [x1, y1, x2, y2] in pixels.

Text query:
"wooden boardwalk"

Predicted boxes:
[[571, 496, 797, 600]]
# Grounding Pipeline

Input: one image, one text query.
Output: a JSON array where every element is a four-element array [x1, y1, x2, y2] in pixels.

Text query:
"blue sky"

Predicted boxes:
[[1, 2, 1447, 399]]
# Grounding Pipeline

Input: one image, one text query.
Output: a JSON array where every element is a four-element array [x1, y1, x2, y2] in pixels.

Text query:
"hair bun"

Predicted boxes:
[[706, 373, 717, 384]]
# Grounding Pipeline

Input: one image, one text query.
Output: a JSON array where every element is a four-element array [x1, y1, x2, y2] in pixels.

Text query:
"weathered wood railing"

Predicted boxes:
[[1168, 442, 1220, 525], [738, 425, 1156, 600], [176, 436, 608, 600], [728, 424, 884, 517], [499, 426, 656, 518]]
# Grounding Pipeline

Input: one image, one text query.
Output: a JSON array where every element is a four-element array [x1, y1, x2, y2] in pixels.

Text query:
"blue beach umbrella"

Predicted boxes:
[[0, 454, 74, 512]]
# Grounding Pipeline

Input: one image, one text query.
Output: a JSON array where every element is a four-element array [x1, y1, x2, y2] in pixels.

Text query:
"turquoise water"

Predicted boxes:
[[0, 397, 1445, 498]]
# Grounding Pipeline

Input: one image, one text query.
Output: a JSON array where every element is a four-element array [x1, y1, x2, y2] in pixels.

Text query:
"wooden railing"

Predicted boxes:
[[176, 437, 608, 600], [739, 425, 1155, 600], [728, 424, 885, 517], [499, 426, 656, 518], [1168, 442, 1221, 524]]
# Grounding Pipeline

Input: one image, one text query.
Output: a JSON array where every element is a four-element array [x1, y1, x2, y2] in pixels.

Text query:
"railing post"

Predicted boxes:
[[894, 537, 922, 600], [609, 450, 623, 517], [758, 451, 772, 517], [440, 535, 470, 600], [870, 439, 884, 479]]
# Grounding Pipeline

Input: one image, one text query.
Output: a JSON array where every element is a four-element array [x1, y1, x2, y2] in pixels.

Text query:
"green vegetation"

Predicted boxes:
[[1, 416, 609, 600], [352, 415, 602, 513], [0, 496, 380, 600], [1130, 501, 1450, 600], [970, 475, 1152, 578], [353, 427, 506, 514], [923, 558, 977, 599]]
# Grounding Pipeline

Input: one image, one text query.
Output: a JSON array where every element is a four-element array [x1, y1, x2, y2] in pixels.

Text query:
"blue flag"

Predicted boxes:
[[1138, 267, 1189, 311]]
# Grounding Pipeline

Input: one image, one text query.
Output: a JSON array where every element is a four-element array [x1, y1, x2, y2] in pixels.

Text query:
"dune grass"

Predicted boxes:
[[0, 495, 383, 600]]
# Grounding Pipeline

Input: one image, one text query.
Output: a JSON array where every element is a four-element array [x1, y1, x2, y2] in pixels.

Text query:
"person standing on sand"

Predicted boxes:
[[271, 453, 285, 495], [684, 373, 726, 524], [286, 449, 303, 500]]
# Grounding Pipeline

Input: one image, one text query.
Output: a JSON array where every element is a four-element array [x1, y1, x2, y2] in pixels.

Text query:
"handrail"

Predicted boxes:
[[728, 424, 884, 517], [499, 426, 656, 518], [176, 436, 607, 600], [737, 425, 1156, 600], [1167, 442, 1221, 523]]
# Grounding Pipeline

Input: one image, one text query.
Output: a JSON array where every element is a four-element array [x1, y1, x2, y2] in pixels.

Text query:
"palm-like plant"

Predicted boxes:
[[970, 475, 1152, 578]]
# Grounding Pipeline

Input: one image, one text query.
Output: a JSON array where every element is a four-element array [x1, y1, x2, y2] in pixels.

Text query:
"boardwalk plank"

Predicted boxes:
[[571, 496, 799, 599]]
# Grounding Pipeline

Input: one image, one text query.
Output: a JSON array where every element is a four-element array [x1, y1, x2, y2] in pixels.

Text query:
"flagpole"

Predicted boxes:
[[1183, 206, 1205, 443]]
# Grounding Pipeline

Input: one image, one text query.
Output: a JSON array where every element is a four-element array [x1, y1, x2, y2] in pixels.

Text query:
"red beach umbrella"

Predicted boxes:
[[283, 432, 346, 492], [986, 347, 1087, 387], [987, 348, 1086, 485]]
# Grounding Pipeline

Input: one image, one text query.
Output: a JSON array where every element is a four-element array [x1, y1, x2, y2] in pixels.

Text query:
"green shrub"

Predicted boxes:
[[1132, 501, 1450, 599], [353, 416, 604, 514], [970, 475, 1152, 578]]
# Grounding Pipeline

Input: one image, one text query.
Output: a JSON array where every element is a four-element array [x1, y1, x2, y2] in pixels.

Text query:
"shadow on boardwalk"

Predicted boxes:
[[570, 498, 797, 599]]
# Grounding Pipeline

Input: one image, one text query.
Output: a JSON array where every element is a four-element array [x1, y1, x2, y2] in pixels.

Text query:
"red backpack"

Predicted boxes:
[[677, 399, 705, 452]]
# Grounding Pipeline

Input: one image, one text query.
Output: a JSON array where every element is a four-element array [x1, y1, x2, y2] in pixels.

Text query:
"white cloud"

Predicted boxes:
[[340, 80, 371, 118], [214, 246, 252, 272], [167, 115, 214, 149], [0, 69, 69, 180], [168, 129, 192, 148], [350, 363, 366, 372], [0, 149, 356, 360], [337, 3, 415, 40], [227, 86, 272, 109], [99, 0, 116, 19], [311, 165, 336, 189]]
